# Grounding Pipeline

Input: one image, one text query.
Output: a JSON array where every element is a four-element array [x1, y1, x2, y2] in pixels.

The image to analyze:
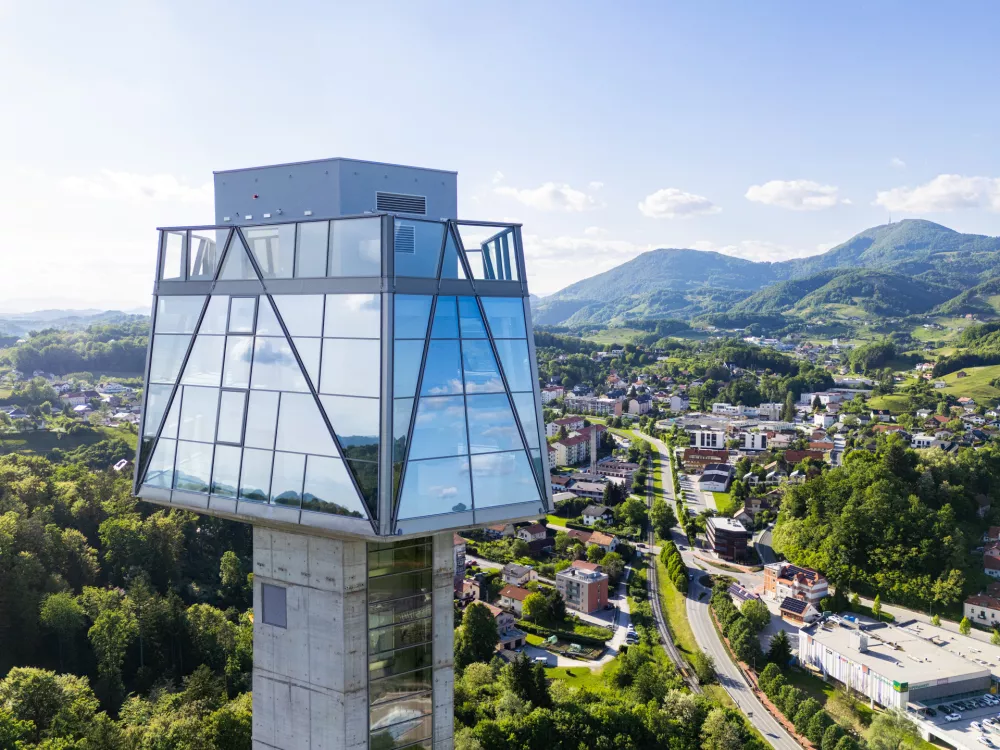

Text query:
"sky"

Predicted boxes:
[[2, 1, 1000, 311]]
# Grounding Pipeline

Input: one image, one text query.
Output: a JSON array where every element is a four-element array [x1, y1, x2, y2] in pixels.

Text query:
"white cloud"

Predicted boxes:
[[692, 239, 815, 263], [522, 232, 650, 296], [588, 181, 604, 190], [637, 188, 720, 219], [744, 179, 843, 210], [583, 226, 607, 237], [60, 169, 212, 204], [874, 174, 1000, 213], [890, 157, 906, 169], [491, 170, 504, 184], [494, 181, 602, 212]]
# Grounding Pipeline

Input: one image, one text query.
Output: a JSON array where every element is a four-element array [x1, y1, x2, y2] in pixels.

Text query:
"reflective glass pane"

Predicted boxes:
[[394, 220, 444, 278], [324, 294, 380, 338], [255, 298, 281, 335], [397, 456, 472, 519], [430, 296, 458, 339], [369, 617, 434, 654], [200, 295, 229, 334], [216, 390, 246, 444], [368, 643, 432, 680], [368, 570, 432, 603], [218, 234, 259, 281], [368, 543, 433, 578], [347, 459, 377, 511], [466, 394, 523, 454], [329, 217, 381, 277], [530, 448, 545, 484], [174, 440, 213, 493], [161, 231, 185, 281], [512, 391, 541, 450], [319, 396, 378, 461], [439, 229, 466, 280], [178, 386, 219, 442], [180, 335, 225, 387], [480, 230, 518, 281], [302, 456, 367, 518], [392, 398, 414, 462], [228, 297, 257, 334], [145, 438, 176, 488], [244, 224, 295, 279], [142, 384, 173, 437], [155, 296, 206, 334], [370, 714, 432, 749], [481, 297, 527, 338], [270, 452, 305, 507], [419, 340, 462, 396], [495, 339, 533, 392], [296, 222, 329, 278], [189, 228, 222, 280], [293, 338, 320, 386], [394, 295, 432, 339], [244, 391, 279, 449], [465, 250, 487, 280], [471, 450, 541, 508], [368, 593, 431, 629], [408, 396, 467, 460], [276, 393, 338, 456], [239, 448, 272, 503], [273, 295, 323, 337], [393, 340, 423, 399], [211, 444, 241, 497], [223, 336, 253, 388], [369, 668, 432, 706], [461, 340, 504, 393], [458, 296, 486, 338], [251, 337, 308, 392], [161, 392, 181, 439], [320, 339, 379, 397], [149, 334, 191, 384]]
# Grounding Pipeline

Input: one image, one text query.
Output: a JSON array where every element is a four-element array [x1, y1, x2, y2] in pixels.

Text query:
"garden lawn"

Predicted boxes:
[[545, 665, 606, 690], [712, 492, 736, 516], [939, 364, 1000, 402], [0, 426, 135, 457]]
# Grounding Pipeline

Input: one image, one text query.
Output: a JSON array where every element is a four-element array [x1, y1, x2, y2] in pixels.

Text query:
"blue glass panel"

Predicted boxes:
[[216, 390, 246, 444], [394, 295, 432, 339], [211, 444, 241, 497], [512, 392, 540, 449], [530, 448, 545, 485], [145, 438, 176, 489], [481, 297, 527, 338], [431, 296, 458, 338], [276, 393, 338, 456], [174, 440, 213, 493], [255, 299, 282, 335], [347, 459, 377, 511], [218, 235, 259, 281], [271, 452, 305, 507], [419, 340, 462, 396], [244, 224, 295, 278], [393, 340, 424, 399], [471, 450, 541, 509], [319, 395, 378, 461], [394, 220, 445, 278], [392, 397, 414, 500], [407, 396, 468, 460], [178, 386, 219, 443], [302, 455, 367, 518], [200, 295, 229, 334], [466, 394, 523, 454], [320, 339, 379, 397], [251, 337, 309, 392], [228, 297, 257, 333], [439, 229, 466, 280], [189, 227, 222, 280], [149, 334, 191, 384], [325, 294, 380, 338], [155, 296, 205, 334], [457, 297, 486, 338], [494, 339, 533, 392], [143, 384, 173, 437], [180, 336, 225, 387], [273, 295, 324, 337], [460, 340, 504, 393], [397, 456, 472, 520], [239, 448, 273, 503], [244, 391, 279, 449], [222, 336, 253, 388], [329, 217, 381, 277]]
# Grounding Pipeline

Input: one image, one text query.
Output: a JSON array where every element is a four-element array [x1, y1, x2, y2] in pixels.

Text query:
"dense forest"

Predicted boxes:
[[3, 318, 149, 376], [773, 435, 997, 610], [0, 454, 253, 748]]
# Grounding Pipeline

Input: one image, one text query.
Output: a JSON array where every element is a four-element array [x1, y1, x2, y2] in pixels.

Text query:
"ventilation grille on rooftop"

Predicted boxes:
[[394, 225, 416, 254], [377, 192, 427, 215]]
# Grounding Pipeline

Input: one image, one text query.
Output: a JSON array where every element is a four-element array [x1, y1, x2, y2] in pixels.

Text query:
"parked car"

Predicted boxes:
[[946, 713, 962, 722], [533, 657, 548, 665], [978, 736, 995, 748], [973, 721, 983, 731], [925, 708, 937, 717]]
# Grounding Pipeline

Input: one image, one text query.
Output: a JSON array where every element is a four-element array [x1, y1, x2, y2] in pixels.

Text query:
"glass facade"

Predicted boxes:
[[367, 538, 433, 750], [137, 216, 549, 536]]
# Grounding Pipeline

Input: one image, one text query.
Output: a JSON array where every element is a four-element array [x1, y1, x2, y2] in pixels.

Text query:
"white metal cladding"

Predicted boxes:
[[135, 217, 552, 539]]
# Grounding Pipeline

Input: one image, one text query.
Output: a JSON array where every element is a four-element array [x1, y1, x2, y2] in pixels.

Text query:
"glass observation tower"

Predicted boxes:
[[133, 157, 552, 750]]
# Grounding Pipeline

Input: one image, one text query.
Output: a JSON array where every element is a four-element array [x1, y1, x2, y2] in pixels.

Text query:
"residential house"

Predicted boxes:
[[783, 450, 824, 466], [870, 409, 892, 422], [501, 563, 537, 588], [564, 393, 623, 416], [977, 495, 992, 519], [587, 531, 618, 553], [706, 517, 748, 562], [984, 527, 1000, 543], [516, 524, 547, 543], [628, 394, 652, 415], [683, 448, 729, 471], [546, 416, 585, 438], [482, 603, 527, 650], [551, 491, 579, 505], [764, 563, 829, 607], [779, 596, 819, 624], [813, 413, 836, 429], [741, 432, 768, 451], [987, 556, 1000, 580], [581, 505, 614, 527], [688, 428, 725, 449], [570, 481, 606, 501], [910, 433, 940, 450], [551, 474, 573, 492], [457, 578, 484, 604], [668, 395, 690, 412], [965, 595, 1000, 627], [916, 408, 933, 419], [728, 583, 761, 607], [555, 560, 609, 614], [595, 461, 639, 482], [498, 585, 532, 615], [934, 381, 948, 389], [956, 371, 969, 379], [485, 523, 516, 539], [541, 385, 564, 404]]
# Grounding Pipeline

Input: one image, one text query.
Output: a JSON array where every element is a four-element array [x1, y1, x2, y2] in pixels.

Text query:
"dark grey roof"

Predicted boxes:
[[780, 596, 808, 615]]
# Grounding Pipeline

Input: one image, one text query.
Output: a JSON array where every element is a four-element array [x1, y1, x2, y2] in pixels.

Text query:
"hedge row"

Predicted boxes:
[[660, 539, 688, 594]]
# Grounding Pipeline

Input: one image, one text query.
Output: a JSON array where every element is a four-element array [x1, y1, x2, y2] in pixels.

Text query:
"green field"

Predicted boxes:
[[0, 426, 135, 457], [581, 328, 648, 345], [712, 492, 736, 516], [544, 664, 607, 690], [866, 394, 916, 413], [938, 364, 1000, 402], [654, 557, 699, 664]]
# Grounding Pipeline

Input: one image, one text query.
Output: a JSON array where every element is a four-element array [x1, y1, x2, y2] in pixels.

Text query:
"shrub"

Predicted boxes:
[[792, 698, 822, 734]]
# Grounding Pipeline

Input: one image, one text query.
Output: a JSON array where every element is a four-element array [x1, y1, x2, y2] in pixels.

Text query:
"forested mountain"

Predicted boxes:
[[532, 219, 1000, 326], [1, 318, 148, 375]]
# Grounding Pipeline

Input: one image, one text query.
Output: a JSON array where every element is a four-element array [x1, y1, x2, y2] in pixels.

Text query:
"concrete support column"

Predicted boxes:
[[432, 532, 455, 750], [251, 527, 368, 750]]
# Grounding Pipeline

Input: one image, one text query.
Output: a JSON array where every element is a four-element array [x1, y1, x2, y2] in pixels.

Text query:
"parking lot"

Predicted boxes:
[[919, 693, 1000, 750]]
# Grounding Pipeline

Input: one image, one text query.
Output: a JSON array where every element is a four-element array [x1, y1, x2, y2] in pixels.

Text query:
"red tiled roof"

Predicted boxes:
[[986, 556, 1000, 571], [571, 560, 601, 572], [499, 585, 531, 601], [966, 594, 1000, 610]]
